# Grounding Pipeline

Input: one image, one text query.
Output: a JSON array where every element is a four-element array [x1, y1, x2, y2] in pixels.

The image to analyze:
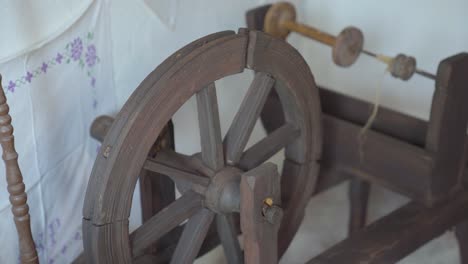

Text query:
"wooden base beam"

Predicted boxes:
[[307, 191, 468, 264]]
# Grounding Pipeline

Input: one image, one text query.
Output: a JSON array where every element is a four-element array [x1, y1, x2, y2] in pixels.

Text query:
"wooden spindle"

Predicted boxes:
[[0, 75, 38, 264]]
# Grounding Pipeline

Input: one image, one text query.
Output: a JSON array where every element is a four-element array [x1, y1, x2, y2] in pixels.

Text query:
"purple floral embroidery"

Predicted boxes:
[[85, 45, 97, 67], [25, 72, 33, 83], [6, 31, 98, 112], [41, 63, 48, 73], [70, 38, 83, 61], [56, 53, 63, 64], [7, 81, 16, 92]]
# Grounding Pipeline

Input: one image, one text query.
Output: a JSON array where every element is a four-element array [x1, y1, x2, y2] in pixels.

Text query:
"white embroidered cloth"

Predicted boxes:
[[0, 1, 115, 263]]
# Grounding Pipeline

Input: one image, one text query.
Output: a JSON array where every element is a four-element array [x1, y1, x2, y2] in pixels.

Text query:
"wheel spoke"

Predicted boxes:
[[197, 83, 224, 171], [216, 214, 243, 264], [170, 208, 215, 264], [130, 191, 202, 257], [144, 222, 221, 263], [239, 123, 299, 170], [139, 167, 176, 254], [224, 72, 275, 165], [154, 149, 214, 177], [144, 158, 210, 194]]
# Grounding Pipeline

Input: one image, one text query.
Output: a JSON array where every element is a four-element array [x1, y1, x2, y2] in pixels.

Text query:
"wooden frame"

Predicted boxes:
[[248, 3, 468, 263]]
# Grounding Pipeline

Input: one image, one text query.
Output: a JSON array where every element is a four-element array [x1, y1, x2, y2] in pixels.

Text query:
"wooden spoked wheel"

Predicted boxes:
[[82, 29, 322, 263]]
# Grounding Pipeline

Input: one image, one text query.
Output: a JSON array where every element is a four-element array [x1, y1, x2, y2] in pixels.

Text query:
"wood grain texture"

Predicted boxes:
[[216, 214, 243, 264], [259, 87, 430, 200], [241, 163, 281, 264], [144, 158, 209, 194], [239, 123, 299, 171], [156, 149, 214, 178], [83, 29, 321, 262], [0, 77, 38, 264], [197, 83, 224, 171], [247, 8, 468, 263], [425, 53, 468, 204], [170, 208, 215, 264], [319, 88, 427, 147], [130, 191, 202, 257], [245, 31, 322, 257], [82, 219, 131, 264], [308, 191, 468, 264], [224, 72, 274, 165], [246, 29, 322, 164], [139, 121, 176, 255], [322, 114, 433, 204], [83, 31, 245, 224]]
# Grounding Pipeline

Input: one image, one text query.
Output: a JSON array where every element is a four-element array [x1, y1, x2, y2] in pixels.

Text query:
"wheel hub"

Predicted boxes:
[[205, 166, 242, 214]]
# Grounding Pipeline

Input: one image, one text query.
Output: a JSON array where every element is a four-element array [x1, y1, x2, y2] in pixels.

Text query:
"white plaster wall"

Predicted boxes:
[[293, 0, 468, 121], [109, 0, 468, 263]]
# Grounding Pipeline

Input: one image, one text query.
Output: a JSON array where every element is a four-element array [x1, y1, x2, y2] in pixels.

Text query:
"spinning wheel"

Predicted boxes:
[[82, 29, 322, 263]]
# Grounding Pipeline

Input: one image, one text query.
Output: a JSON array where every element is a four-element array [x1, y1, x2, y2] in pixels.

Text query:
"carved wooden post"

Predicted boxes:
[[0, 75, 38, 264], [241, 162, 282, 264]]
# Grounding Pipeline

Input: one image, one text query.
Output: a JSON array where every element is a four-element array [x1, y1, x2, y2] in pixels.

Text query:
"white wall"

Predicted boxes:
[[293, 0, 468, 120]]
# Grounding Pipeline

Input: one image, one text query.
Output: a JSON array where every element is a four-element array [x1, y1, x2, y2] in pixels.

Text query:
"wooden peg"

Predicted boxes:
[[90, 115, 114, 142], [0, 75, 38, 264]]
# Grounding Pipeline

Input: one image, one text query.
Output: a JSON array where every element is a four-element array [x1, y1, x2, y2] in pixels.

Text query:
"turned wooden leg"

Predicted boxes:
[[0, 76, 38, 263], [348, 178, 370, 235], [456, 220, 468, 264]]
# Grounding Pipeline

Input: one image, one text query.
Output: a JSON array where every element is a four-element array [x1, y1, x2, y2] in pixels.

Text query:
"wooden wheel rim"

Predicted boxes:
[[83, 29, 322, 263]]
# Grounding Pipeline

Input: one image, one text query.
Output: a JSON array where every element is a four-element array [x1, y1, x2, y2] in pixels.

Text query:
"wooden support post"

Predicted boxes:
[[322, 114, 433, 203], [348, 179, 370, 234], [241, 163, 282, 264], [425, 53, 468, 204]]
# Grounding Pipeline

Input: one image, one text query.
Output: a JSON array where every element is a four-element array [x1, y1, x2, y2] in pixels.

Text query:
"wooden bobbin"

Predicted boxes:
[[0, 75, 38, 264], [264, 2, 364, 67], [390, 54, 417, 81]]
